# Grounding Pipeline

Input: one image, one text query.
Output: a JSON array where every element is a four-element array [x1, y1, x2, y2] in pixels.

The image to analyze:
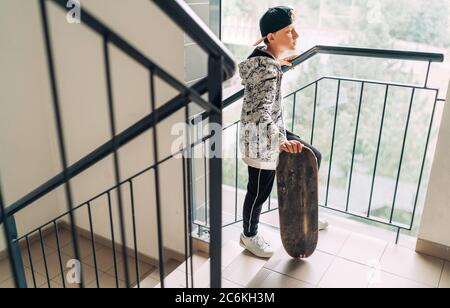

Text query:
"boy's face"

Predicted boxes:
[[268, 24, 299, 51]]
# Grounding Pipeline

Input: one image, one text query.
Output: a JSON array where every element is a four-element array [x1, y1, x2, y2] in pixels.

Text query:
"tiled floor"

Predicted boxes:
[[150, 221, 448, 289], [0, 228, 181, 288], [2, 223, 449, 288], [223, 223, 449, 288]]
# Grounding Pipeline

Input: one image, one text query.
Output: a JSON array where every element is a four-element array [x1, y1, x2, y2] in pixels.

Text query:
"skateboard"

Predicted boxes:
[[276, 148, 319, 259]]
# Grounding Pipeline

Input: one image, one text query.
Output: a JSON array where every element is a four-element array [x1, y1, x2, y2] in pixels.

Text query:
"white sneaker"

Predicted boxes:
[[319, 219, 329, 231], [240, 233, 275, 258]]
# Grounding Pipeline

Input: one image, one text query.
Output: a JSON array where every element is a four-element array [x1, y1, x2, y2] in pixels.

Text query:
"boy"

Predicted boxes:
[[238, 6, 328, 258]]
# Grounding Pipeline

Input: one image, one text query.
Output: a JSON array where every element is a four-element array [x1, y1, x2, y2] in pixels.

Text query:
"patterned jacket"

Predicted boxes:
[[238, 47, 287, 170]]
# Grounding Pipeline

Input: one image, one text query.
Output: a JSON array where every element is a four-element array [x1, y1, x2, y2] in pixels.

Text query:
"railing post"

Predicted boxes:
[[208, 55, 223, 289], [4, 215, 28, 288]]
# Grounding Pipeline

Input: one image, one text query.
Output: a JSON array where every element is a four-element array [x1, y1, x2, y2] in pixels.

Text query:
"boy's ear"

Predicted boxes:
[[267, 33, 275, 43]]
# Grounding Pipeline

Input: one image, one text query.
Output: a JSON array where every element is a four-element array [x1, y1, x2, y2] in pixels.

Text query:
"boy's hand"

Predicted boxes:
[[279, 55, 299, 67], [280, 140, 304, 154]]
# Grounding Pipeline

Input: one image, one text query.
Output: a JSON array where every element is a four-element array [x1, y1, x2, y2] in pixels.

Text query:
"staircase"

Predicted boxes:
[[146, 241, 253, 288], [1, 0, 447, 289], [141, 221, 281, 288], [0, 0, 234, 288]]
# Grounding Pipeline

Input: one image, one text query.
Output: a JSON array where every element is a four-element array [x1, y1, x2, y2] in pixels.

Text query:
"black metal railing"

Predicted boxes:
[[0, 0, 235, 288], [8, 130, 212, 288], [221, 45, 443, 110], [191, 46, 445, 244]]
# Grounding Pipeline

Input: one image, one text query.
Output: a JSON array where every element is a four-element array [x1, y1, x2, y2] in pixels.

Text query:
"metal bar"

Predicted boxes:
[[424, 61, 432, 88], [87, 203, 100, 288], [291, 93, 297, 132], [182, 155, 190, 288], [345, 82, 365, 213], [310, 82, 318, 145], [325, 80, 341, 206], [39, 0, 83, 287], [390, 88, 416, 224], [224, 120, 241, 131], [320, 76, 439, 91], [149, 70, 166, 288], [302, 45, 445, 63], [396, 228, 401, 244], [368, 85, 390, 217], [197, 225, 203, 240], [53, 221, 66, 288], [129, 181, 141, 288], [211, 0, 222, 39], [3, 81, 212, 223], [25, 237, 37, 288], [190, 121, 199, 233], [208, 55, 223, 289], [185, 102, 195, 288], [234, 123, 239, 222], [409, 90, 440, 230], [203, 142, 208, 226], [191, 111, 211, 126], [103, 35, 130, 288], [38, 229, 51, 288], [107, 192, 119, 288]]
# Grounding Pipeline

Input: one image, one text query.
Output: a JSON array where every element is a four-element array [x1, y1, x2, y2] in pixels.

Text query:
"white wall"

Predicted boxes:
[[0, 0, 62, 246], [0, 0, 194, 259], [418, 79, 450, 247]]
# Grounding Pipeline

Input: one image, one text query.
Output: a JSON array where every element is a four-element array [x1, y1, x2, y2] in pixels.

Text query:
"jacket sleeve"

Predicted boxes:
[[254, 64, 287, 146]]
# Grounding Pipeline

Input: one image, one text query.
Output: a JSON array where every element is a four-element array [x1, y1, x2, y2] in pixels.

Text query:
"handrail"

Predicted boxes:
[[0, 0, 236, 224], [224, 45, 444, 110], [0, 79, 208, 224], [14, 131, 214, 242], [153, 0, 236, 80], [1, 0, 235, 289], [291, 45, 444, 66]]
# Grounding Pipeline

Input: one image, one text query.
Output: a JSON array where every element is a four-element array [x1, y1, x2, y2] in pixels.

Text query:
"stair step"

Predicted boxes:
[[152, 236, 288, 288], [135, 258, 182, 288], [221, 249, 268, 287], [140, 250, 209, 288], [147, 241, 253, 288], [143, 239, 285, 288], [153, 257, 211, 288]]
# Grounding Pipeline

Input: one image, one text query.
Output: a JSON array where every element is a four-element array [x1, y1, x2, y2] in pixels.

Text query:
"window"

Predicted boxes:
[[219, 0, 450, 236]]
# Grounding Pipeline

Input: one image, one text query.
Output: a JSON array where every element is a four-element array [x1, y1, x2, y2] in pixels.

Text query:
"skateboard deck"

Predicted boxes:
[[276, 148, 319, 259]]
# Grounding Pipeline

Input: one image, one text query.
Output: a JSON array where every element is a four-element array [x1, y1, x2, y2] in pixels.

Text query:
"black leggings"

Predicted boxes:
[[242, 130, 322, 237]]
